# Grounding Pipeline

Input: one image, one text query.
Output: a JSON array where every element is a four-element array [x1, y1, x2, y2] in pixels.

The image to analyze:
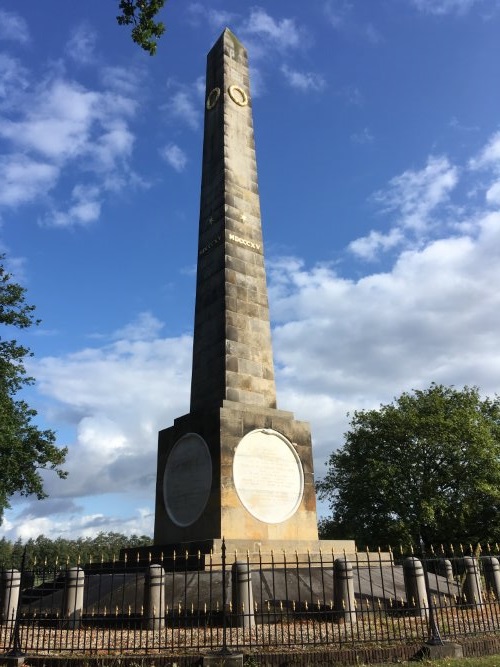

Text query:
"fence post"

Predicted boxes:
[[144, 563, 165, 631], [334, 556, 356, 623], [483, 556, 500, 599], [462, 556, 482, 606], [439, 558, 454, 582], [403, 557, 428, 617], [63, 566, 85, 628], [231, 561, 255, 629], [1, 569, 20, 628]]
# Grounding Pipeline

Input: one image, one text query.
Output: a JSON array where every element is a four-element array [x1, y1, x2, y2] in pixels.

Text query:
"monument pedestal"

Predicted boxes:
[[154, 401, 320, 547]]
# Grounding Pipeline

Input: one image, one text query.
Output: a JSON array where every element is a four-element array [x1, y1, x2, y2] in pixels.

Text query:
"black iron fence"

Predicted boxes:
[[2, 542, 500, 655]]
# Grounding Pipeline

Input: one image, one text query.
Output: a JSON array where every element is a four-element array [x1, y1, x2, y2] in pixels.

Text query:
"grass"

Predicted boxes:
[[415, 658, 500, 667]]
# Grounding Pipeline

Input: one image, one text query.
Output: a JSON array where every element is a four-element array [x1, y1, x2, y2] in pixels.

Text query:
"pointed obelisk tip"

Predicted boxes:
[[219, 26, 245, 49]]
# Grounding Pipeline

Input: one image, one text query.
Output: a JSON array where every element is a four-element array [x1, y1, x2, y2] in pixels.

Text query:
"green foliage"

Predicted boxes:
[[116, 0, 166, 55], [0, 532, 152, 568], [317, 384, 500, 548], [0, 256, 67, 523]]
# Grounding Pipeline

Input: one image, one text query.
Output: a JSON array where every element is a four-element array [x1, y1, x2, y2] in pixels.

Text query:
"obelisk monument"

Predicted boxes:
[[154, 29, 350, 555]]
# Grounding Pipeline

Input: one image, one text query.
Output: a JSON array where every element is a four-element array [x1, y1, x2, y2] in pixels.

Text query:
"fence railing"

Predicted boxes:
[[2, 542, 500, 655]]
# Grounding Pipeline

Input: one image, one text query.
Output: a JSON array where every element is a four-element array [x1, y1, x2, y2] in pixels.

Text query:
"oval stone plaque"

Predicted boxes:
[[163, 433, 212, 527], [233, 429, 304, 524]]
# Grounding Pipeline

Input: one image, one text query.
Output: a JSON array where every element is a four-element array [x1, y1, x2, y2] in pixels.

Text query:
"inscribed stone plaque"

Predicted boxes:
[[233, 429, 304, 524], [163, 433, 212, 527]]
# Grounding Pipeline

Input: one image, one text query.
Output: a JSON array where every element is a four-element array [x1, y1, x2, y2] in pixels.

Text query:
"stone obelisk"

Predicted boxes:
[[153, 29, 348, 556]]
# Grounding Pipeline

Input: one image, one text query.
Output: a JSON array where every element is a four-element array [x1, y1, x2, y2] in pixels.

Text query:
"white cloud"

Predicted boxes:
[[349, 155, 461, 261], [337, 84, 364, 106], [187, 3, 236, 30], [364, 23, 383, 44], [112, 312, 164, 341], [468, 132, 500, 207], [324, 0, 353, 28], [0, 73, 138, 224], [0, 9, 30, 44], [240, 8, 301, 51], [0, 79, 99, 160], [160, 143, 188, 172], [0, 55, 29, 106], [486, 180, 500, 205], [449, 116, 479, 132], [44, 184, 101, 228], [350, 127, 374, 144], [373, 155, 459, 232], [165, 89, 200, 130], [324, 2, 383, 44], [351, 134, 500, 262], [349, 228, 403, 260], [5, 507, 153, 541], [281, 65, 326, 92], [65, 23, 97, 65], [0, 154, 59, 207], [237, 7, 303, 63], [194, 75, 205, 98], [100, 65, 146, 97], [409, 0, 482, 14], [469, 131, 500, 170], [270, 208, 500, 470], [27, 317, 192, 508]]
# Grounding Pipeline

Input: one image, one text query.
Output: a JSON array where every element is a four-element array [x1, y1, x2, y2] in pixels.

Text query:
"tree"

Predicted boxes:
[[0, 532, 153, 568], [116, 0, 167, 56], [0, 256, 67, 523], [317, 384, 500, 548]]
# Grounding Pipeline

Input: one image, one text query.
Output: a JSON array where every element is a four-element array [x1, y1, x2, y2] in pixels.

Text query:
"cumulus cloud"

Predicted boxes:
[[0, 9, 30, 44], [0, 154, 59, 207], [373, 156, 459, 232], [4, 303, 215, 538], [164, 88, 200, 130], [469, 131, 500, 170], [409, 0, 483, 14], [270, 212, 500, 471], [348, 228, 403, 260], [240, 8, 301, 50], [281, 65, 326, 92], [100, 65, 147, 97], [187, 3, 236, 30], [0, 55, 29, 106], [24, 313, 192, 517], [44, 184, 102, 228], [337, 85, 364, 106], [350, 127, 374, 144], [112, 311, 164, 341], [324, 1, 383, 44], [0, 71, 138, 225], [160, 143, 188, 172], [324, 0, 354, 29], [65, 23, 97, 65], [4, 507, 153, 541], [468, 132, 500, 208], [349, 155, 459, 260]]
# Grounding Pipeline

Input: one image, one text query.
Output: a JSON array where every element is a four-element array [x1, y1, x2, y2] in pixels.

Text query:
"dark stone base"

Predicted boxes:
[[413, 641, 464, 660], [0, 655, 27, 667], [202, 652, 243, 667]]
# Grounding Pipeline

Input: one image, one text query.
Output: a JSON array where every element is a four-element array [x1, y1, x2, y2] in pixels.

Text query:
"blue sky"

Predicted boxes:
[[1, 0, 500, 540]]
